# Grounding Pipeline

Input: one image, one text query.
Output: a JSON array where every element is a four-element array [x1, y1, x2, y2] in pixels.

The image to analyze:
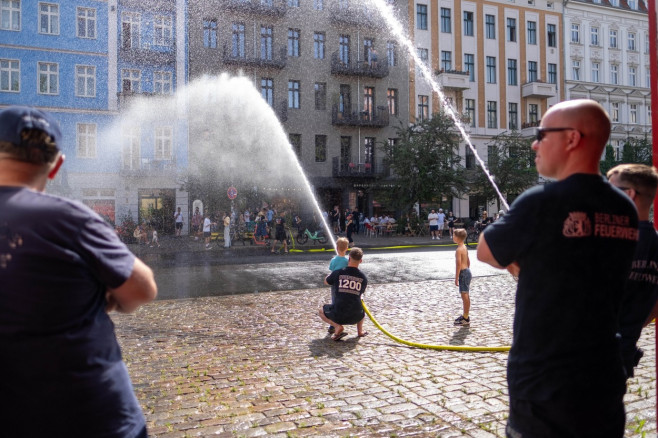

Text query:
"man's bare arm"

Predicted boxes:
[[106, 258, 157, 313], [476, 233, 504, 269]]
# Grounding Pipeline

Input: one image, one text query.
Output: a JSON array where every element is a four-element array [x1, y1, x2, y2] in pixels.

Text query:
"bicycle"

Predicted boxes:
[[296, 228, 328, 245]]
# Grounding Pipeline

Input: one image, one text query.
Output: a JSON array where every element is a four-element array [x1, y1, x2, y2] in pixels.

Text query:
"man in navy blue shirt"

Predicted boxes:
[[477, 100, 638, 438], [0, 106, 157, 438]]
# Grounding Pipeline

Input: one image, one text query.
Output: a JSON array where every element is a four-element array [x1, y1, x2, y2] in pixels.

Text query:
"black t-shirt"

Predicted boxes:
[[326, 266, 368, 324], [275, 216, 285, 234], [618, 221, 658, 376], [0, 187, 143, 436], [483, 174, 638, 400]]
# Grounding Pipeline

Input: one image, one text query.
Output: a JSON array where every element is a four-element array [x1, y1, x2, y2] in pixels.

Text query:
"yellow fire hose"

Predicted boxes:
[[361, 300, 511, 352]]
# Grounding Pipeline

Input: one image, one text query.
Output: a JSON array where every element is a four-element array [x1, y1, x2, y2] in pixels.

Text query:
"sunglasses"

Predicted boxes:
[[535, 127, 585, 142]]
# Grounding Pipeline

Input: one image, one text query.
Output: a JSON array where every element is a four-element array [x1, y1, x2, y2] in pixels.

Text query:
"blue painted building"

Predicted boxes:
[[0, 0, 189, 232]]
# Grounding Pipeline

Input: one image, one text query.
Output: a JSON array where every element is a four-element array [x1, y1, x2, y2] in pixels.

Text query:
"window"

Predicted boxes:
[[645, 32, 650, 54], [418, 48, 428, 66], [155, 126, 173, 160], [75, 65, 95, 97], [572, 60, 580, 80], [363, 39, 374, 65], [588, 26, 599, 46], [1, 59, 20, 92], [440, 8, 451, 33], [465, 98, 475, 127], [571, 24, 580, 43], [508, 59, 517, 85], [314, 0, 323, 10], [38, 62, 58, 94], [628, 0, 637, 9], [122, 126, 140, 170], [629, 66, 636, 86], [203, 19, 217, 48], [508, 103, 518, 130], [387, 41, 397, 66], [288, 28, 300, 57], [609, 30, 618, 49], [487, 101, 497, 128], [288, 0, 299, 7], [387, 88, 398, 115], [464, 11, 473, 36], [485, 15, 495, 39], [610, 64, 618, 84], [288, 80, 300, 108], [527, 21, 537, 45], [465, 147, 475, 169], [314, 32, 325, 59], [548, 63, 557, 84], [339, 35, 350, 65], [232, 23, 245, 57], [418, 95, 429, 121], [261, 26, 273, 60], [77, 124, 97, 158], [630, 104, 637, 124], [611, 102, 619, 122], [363, 86, 374, 119], [153, 71, 172, 95], [486, 56, 496, 83], [507, 18, 516, 42], [465, 54, 475, 82], [441, 51, 452, 71], [289, 134, 301, 158], [628, 32, 636, 51], [261, 78, 273, 106], [646, 67, 651, 88], [121, 68, 140, 92], [315, 135, 326, 162], [417, 4, 427, 30], [529, 104, 539, 123], [39, 3, 59, 35], [1, 0, 20, 30], [339, 84, 350, 114], [547, 23, 556, 47], [77, 7, 96, 39], [121, 12, 141, 49], [364, 137, 375, 167], [154, 16, 172, 46], [591, 62, 599, 83], [528, 61, 537, 82], [314, 82, 326, 110]]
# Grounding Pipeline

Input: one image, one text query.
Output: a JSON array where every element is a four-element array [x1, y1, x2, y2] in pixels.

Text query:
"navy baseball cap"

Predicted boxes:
[[0, 106, 62, 146]]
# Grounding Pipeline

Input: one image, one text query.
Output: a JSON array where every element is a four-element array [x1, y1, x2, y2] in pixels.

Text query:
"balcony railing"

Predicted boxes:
[[117, 91, 172, 110], [221, 0, 287, 16], [331, 104, 389, 127], [521, 80, 557, 98], [121, 158, 177, 176], [329, 4, 385, 28], [435, 69, 471, 90], [330, 51, 389, 78], [223, 46, 287, 69], [332, 156, 383, 178], [119, 45, 176, 65]]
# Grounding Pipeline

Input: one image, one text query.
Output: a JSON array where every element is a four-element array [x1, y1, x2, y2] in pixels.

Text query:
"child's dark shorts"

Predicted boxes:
[[323, 304, 363, 325], [458, 268, 472, 293]]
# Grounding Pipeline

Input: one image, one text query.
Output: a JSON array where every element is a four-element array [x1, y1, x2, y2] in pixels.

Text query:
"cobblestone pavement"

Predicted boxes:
[[114, 274, 656, 437]]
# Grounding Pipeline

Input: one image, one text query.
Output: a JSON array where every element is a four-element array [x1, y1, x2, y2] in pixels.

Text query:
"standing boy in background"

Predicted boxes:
[[453, 228, 471, 326]]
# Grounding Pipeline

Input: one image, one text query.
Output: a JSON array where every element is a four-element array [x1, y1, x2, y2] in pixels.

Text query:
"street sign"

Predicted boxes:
[[227, 186, 238, 199]]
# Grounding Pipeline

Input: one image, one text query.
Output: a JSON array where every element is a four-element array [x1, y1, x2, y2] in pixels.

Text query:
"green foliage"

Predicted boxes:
[[384, 113, 467, 212], [600, 136, 652, 175], [115, 211, 137, 244], [600, 145, 618, 176], [468, 130, 537, 210]]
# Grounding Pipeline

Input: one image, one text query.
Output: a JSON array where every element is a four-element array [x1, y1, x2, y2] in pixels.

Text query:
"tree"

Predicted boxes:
[[599, 145, 618, 176], [621, 136, 652, 165], [469, 131, 537, 211], [383, 112, 467, 212]]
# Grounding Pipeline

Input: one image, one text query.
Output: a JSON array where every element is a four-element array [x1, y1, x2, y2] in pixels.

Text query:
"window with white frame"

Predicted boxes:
[[77, 7, 96, 38], [121, 12, 141, 49], [487, 101, 497, 128], [121, 68, 140, 92], [77, 123, 97, 158], [387, 88, 397, 115], [417, 4, 427, 30], [507, 18, 517, 42], [203, 19, 217, 48], [628, 0, 637, 9], [629, 104, 637, 124], [440, 8, 451, 33], [629, 66, 636, 86], [508, 59, 517, 85], [508, 102, 518, 130], [418, 95, 429, 121], [628, 32, 636, 51], [610, 64, 618, 84], [465, 98, 475, 127], [465, 53, 475, 81], [233, 23, 245, 57], [155, 126, 173, 159], [463, 11, 474, 36], [154, 15, 172, 46], [486, 56, 496, 83], [288, 80, 300, 108], [548, 63, 557, 84], [75, 65, 95, 97], [387, 41, 397, 66], [590, 26, 599, 46], [571, 24, 580, 43], [287, 28, 300, 57], [0, 59, 19, 92], [417, 48, 428, 66], [122, 126, 140, 170], [261, 77, 273, 106], [314, 32, 325, 59], [1, 0, 21, 30], [572, 60, 580, 80], [645, 32, 650, 54], [528, 60, 537, 82], [609, 30, 618, 48], [38, 62, 58, 94], [527, 21, 537, 44], [591, 62, 599, 83], [261, 26, 273, 60], [529, 104, 539, 123], [611, 102, 619, 122], [441, 51, 452, 71], [646, 67, 651, 88], [485, 15, 495, 39], [39, 2, 58, 35], [547, 23, 556, 47], [153, 71, 172, 94]]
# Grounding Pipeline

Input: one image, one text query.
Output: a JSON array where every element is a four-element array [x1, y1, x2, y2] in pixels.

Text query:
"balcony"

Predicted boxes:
[[223, 46, 287, 69], [521, 120, 540, 138], [436, 69, 471, 90], [331, 52, 389, 78], [117, 91, 169, 110], [329, 4, 385, 28], [331, 104, 389, 127], [221, 0, 287, 16], [521, 80, 557, 98], [332, 157, 382, 178], [119, 45, 176, 66], [120, 158, 177, 177]]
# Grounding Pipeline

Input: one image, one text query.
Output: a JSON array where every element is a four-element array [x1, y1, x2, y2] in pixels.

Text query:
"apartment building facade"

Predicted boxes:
[[411, 0, 563, 219], [187, 0, 410, 215], [563, 0, 651, 159]]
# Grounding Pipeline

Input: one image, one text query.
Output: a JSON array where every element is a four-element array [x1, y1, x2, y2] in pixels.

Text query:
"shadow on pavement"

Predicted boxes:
[[449, 326, 471, 345], [308, 336, 359, 358]]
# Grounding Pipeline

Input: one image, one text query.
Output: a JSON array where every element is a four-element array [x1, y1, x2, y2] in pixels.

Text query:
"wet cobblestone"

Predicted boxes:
[[113, 274, 656, 437]]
